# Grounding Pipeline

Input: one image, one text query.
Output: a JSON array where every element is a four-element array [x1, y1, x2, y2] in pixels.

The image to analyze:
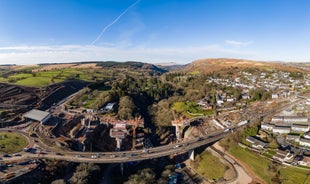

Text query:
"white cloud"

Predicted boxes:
[[225, 40, 253, 47], [0, 44, 258, 65]]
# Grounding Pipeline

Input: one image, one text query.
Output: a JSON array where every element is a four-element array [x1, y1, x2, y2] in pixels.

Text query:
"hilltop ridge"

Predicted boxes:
[[182, 58, 305, 73]]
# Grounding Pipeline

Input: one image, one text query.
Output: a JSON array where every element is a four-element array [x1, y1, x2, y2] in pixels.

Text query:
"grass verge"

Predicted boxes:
[[192, 151, 227, 181], [0, 132, 28, 153]]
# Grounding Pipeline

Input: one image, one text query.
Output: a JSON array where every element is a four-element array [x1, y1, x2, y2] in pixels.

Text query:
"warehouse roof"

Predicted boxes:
[[23, 109, 50, 122]]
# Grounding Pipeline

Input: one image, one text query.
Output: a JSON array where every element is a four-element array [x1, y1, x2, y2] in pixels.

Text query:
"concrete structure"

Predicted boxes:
[[189, 149, 195, 161], [110, 128, 126, 139], [23, 109, 51, 125], [171, 118, 190, 140]]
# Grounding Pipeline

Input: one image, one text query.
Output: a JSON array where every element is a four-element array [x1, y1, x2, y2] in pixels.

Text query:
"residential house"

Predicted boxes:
[[246, 136, 269, 149], [304, 132, 310, 139], [104, 102, 117, 111], [272, 126, 291, 134], [261, 123, 274, 131], [291, 124, 309, 133], [299, 138, 310, 147], [241, 94, 251, 100], [272, 94, 279, 99], [226, 97, 236, 103], [197, 98, 212, 110], [271, 116, 308, 124], [298, 156, 310, 166], [286, 134, 300, 142], [273, 150, 293, 162]]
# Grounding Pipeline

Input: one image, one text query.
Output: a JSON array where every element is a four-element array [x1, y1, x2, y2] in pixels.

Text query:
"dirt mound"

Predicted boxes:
[[0, 83, 40, 106], [40, 80, 89, 109]]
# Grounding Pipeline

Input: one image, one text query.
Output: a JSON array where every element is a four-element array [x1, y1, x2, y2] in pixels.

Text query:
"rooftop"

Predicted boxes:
[[23, 109, 50, 122]]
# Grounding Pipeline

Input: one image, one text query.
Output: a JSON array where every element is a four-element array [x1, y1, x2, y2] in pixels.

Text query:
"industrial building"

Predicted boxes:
[[23, 109, 51, 125]]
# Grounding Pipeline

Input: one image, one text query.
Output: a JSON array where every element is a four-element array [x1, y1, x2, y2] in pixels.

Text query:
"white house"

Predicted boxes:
[[286, 134, 300, 142], [246, 136, 269, 149], [261, 123, 274, 131], [298, 156, 310, 166], [299, 138, 310, 147], [226, 98, 236, 102], [304, 132, 310, 139], [272, 94, 279, 99], [284, 116, 308, 124], [104, 102, 116, 111], [291, 124, 309, 133], [216, 100, 225, 106], [241, 94, 251, 100], [272, 116, 308, 124], [272, 126, 290, 134], [271, 116, 284, 123], [273, 150, 293, 162]]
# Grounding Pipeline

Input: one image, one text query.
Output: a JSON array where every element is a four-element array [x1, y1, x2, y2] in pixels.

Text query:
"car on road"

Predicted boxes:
[[55, 153, 64, 156], [182, 143, 189, 147], [197, 137, 203, 141], [142, 149, 151, 153], [110, 154, 115, 158], [130, 153, 136, 157], [91, 155, 98, 159], [96, 153, 103, 157], [76, 155, 82, 158], [3, 154, 10, 157], [173, 145, 180, 149], [13, 153, 21, 156]]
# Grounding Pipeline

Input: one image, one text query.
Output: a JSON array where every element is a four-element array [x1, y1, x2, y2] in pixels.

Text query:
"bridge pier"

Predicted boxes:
[[175, 125, 181, 140], [120, 163, 124, 176], [189, 149, 195, 161], [116, 138, 122, 150]]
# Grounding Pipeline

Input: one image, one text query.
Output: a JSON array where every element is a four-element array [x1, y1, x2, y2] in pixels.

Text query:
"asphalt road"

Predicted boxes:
[[0, 127, 230, 164]]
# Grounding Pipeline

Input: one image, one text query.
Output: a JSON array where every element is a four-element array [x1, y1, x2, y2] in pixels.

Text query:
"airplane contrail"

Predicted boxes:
[[91, 0, 141, 45]]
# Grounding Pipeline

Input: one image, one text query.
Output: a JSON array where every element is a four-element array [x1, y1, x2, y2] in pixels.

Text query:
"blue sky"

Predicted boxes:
[[0, 0, 310, 64]]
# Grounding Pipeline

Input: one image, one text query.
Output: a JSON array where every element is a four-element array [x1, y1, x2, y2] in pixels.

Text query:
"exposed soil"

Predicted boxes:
[[0, 80, 89, 112]]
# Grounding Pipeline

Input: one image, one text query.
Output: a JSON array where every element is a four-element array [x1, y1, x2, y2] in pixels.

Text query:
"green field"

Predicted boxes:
[[220, 137, 310, 184], [0, 67, 107, 87], [15, 76, 58, 86], [172, 101, 213, 117], [229, 145, 272, 182], [0, 132, 28, 153], [192, 151, 227, 181], [280, 166, 310, 184]]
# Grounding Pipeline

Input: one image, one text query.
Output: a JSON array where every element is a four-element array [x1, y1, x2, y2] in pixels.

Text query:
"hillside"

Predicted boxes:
[[0, 61, 167, 87], [182, 58, 305, 74]]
